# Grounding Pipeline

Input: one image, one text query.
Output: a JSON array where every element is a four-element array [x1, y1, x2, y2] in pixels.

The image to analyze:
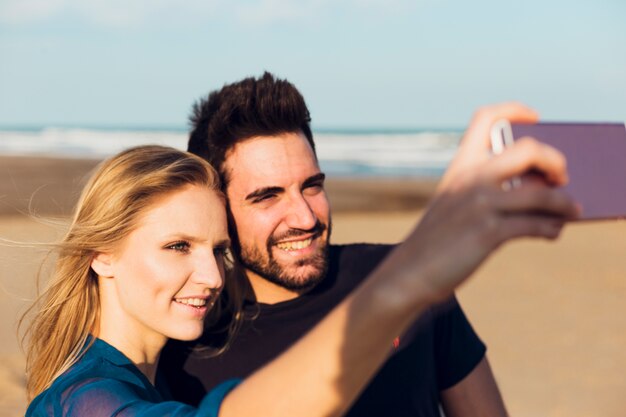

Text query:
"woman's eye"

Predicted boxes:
[[167, 241, 190, 253], [213, 246, 230, 257]]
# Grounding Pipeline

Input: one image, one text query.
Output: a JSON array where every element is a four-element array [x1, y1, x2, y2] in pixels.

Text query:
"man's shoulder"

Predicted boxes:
[[330, 242, 395, 260], [330, 243, 396, 268], [327, 243, 396, 286]]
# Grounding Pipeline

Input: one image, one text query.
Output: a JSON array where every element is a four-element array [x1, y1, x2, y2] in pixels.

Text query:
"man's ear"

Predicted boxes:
[[91, 252, 114, 278]]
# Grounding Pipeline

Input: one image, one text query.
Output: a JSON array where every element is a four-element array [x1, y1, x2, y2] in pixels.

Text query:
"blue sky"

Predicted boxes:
[[1, 0, 624, 128]]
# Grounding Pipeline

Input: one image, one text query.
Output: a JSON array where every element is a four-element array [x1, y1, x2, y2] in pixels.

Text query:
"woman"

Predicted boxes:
[[23, 105, 578, 417], [23, 146, 239, 416]]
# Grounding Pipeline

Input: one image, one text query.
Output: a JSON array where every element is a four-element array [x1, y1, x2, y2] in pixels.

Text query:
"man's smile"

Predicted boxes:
[[275, 237, 314, 251]]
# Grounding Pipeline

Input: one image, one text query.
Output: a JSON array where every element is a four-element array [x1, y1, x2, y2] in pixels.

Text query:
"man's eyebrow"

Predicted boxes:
[[303, 173, 326, 187], [244, 186, 284, 201]]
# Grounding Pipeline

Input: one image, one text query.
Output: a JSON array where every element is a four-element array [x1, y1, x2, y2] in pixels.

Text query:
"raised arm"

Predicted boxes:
[[217, 104, 579, 417], [436, 103, 545, 417]]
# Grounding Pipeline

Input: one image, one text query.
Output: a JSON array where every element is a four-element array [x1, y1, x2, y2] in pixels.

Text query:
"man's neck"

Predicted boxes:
[[246, 270, 302, 304]]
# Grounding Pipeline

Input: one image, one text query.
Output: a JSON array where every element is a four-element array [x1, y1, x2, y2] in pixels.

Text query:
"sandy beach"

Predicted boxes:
[[2, 155, 625, 416]]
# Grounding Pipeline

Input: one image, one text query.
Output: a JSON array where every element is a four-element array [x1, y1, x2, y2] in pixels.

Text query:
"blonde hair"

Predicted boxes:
[[20, 145, 242, 400]]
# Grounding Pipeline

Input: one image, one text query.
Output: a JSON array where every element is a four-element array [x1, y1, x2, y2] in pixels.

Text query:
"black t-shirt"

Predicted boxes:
[[160, 244, 486, 417]]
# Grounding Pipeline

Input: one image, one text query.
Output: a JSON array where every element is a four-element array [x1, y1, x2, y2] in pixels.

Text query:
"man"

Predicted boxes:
[[159, 72, 551, 416]]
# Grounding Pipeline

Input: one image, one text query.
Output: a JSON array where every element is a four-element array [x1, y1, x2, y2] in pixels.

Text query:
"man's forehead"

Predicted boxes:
[[224, 133, 319, 192], [227, 132, 315, 160]]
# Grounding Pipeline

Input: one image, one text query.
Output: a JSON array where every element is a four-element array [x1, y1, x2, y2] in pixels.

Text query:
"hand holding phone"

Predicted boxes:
[[490, 121, 626, 220]]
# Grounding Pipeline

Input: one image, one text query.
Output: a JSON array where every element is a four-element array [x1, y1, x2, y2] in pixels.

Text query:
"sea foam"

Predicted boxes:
[[0, 128, 461, 177]]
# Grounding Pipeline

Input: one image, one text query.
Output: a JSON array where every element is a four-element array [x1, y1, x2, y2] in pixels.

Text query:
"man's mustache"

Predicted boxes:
[[268, 221, 327, 245]]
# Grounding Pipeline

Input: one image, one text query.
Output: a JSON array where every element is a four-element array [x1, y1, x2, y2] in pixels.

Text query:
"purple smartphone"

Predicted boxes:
[[490, 121, 626, 220]]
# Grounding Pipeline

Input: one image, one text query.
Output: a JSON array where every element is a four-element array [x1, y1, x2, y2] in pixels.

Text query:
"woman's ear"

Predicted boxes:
[[91, 252, 114, 278]]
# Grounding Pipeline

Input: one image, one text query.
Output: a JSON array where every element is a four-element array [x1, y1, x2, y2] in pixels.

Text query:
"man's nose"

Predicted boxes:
[[285, 193, 318, 230]]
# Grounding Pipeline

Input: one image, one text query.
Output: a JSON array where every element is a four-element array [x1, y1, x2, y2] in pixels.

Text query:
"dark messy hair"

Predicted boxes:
[[187, 71, 315, 186]]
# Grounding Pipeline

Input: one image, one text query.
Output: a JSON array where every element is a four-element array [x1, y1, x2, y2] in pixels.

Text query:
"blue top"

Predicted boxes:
[[26, 337, 239, 417]]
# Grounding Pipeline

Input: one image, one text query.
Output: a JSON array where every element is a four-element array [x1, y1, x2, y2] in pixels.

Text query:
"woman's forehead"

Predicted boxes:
[[131, 185, 228, 242]]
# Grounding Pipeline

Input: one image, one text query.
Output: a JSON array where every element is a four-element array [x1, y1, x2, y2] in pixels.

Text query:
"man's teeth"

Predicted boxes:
[[276, 238, 313, 251], [175, 298, 207, 307]]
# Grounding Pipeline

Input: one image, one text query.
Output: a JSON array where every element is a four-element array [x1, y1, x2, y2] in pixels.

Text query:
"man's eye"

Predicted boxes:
[[253, 194, 275, 203], [304, 183, 324, 194], [166, 241, 190, 253]]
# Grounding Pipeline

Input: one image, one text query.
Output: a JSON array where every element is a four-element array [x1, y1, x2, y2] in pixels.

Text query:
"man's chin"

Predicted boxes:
[[239, 238, 330, 293], [263, 263, 326, 292]]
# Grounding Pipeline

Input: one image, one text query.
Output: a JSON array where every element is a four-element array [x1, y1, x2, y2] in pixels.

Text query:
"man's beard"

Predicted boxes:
[[236, 221, 331, 293]]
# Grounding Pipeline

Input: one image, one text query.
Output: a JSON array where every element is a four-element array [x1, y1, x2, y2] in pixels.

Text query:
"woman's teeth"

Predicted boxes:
[[276, 238, 313, 251], [175, 298, 207, 307]]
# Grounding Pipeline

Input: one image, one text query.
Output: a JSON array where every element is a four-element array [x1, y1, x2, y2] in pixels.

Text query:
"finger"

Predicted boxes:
[[494, 215, 567, 242], [468, 211, 567, 252], [461, 102, 540, 154], [481, 137, 569, 187], [493, 184, 580, 219], [442, 102, 540, 189], [519, 171, 550, 187]]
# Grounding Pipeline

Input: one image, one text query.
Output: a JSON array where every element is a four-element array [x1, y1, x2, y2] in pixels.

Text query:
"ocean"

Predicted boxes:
[[0, 127, 462, 178]]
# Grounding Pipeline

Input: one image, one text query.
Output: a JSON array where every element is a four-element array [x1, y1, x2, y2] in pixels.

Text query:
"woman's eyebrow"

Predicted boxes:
[[161, 234, 230, 246], [215, 238, 231, 248]]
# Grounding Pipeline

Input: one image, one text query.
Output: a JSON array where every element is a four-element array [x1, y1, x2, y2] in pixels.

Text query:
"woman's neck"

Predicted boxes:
[[97, 329, 165, 384], [97, 288, 167, 385]]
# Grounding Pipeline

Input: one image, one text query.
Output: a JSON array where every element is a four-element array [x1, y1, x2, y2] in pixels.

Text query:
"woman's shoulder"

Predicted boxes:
[[64, 338, 158, 396], [27, 375, 142, 417], [26, 340, 161, 416]]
